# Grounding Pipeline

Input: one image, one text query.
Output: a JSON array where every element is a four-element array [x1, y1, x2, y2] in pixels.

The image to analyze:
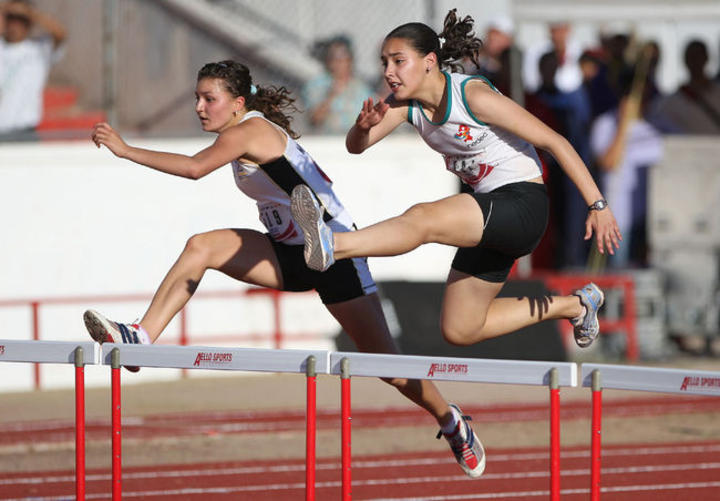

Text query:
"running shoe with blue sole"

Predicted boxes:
[[571, 282, 605, 348], [290, 184, 335, 272]]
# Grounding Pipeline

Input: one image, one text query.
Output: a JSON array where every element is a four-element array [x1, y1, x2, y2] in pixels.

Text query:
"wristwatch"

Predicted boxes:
[[588, 199, 608, 211]]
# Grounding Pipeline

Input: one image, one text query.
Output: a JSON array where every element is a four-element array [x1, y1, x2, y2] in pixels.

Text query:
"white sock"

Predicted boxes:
[[441, 407, 461, 435], [133, 323, 152, 345]]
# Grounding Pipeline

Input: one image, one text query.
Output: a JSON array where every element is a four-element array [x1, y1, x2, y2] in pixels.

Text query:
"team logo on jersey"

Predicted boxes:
[[454, 124, 474, 143]]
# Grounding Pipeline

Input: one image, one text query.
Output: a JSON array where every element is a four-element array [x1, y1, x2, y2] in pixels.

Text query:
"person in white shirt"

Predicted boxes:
[[0, 0, 66, 140]]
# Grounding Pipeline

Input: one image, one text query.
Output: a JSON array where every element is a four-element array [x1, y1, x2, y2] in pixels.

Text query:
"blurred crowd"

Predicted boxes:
[[3, 3, 720, 276], [303, 20, 720, 273], [475, 18, 720, 272]]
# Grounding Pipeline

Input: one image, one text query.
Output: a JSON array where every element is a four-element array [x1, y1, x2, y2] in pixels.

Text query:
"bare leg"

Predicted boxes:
[[441, 270, 584, 346], [326, 293, 453, 427], [139, 229, 283, 341], [333, 194, 485, 260]]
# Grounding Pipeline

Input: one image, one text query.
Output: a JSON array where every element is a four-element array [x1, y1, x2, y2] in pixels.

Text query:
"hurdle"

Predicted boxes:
[[99, 343, 328, 501], [2, 341, 581, 500], [581, 363, 720, 500], [0, 340, 99, 501], [329, 352, 577, 501]]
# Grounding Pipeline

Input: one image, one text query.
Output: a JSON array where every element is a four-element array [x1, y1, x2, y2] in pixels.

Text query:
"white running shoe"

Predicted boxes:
[[570, 282, 605, 348], [437, 404, 486, 478], [83, 309, 147, 372], [290, 184, 335, 272]]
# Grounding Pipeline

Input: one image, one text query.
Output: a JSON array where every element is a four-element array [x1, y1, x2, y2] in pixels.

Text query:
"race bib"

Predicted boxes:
[[259, 203, 296, 242], [445, 154, 495, 186]]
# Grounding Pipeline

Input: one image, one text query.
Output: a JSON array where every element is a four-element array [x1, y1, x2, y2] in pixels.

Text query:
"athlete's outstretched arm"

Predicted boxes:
[[346, 96, 407, 153], [91, 122, 247, 180], [463, 81, 622, 255]]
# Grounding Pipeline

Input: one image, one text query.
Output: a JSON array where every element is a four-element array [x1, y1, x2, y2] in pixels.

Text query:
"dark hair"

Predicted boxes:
[[310, 34, 354, 64], [384, 9, 483, 73], [197, 60, 300, 139]]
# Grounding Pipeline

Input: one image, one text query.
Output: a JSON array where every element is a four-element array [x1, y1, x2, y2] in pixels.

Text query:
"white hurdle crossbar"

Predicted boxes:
[[581, 363, 720, 501], [0, 339, 99, 365], [99, 343, 329, 373], [330, 352, 577, 386], [581, 363, 720, 396]]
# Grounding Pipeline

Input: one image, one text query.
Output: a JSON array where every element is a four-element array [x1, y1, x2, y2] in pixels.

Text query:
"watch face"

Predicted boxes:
[[592, 200, 607, 210]]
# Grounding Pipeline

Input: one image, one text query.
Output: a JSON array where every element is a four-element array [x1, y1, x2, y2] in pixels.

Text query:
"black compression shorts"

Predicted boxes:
[[268, 236, 377, 304], [451, 182, 549, 283]]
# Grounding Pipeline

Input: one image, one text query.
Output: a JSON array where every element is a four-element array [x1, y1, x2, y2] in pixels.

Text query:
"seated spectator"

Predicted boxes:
[[302, 35, 372, 134], [652, 39, 720, 134], [591, 70, 663, 268], [0, 0, 66, 141]]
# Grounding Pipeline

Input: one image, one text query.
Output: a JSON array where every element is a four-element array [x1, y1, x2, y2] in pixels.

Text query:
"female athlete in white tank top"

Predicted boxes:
[[85, 59, 480, 477], [292, 11, 618, 357]]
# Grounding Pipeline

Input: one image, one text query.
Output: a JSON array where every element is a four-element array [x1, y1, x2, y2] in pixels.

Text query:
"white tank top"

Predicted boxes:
[[231, 111, 355, 245], [408, 72, 542, 193]]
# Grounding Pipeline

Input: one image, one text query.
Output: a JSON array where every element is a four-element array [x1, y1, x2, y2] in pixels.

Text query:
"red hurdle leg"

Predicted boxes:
[[306, 356, 317, 501], [549, 368, 560, 501], [591, 370, 602, 501], [111, 348, 122, 500], [340, 357, 351, 500], [75, 347, 85, 501]]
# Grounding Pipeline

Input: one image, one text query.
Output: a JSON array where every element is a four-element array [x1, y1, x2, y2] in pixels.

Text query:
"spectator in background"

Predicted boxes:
[[652, 39, 720, 134], [0, 0, 66, 141], [529, 51, 592, 269], [522, 21, 584, 94], [591, 69, 663, 268], [476, 15, 522, 97], [579, 48, 619, 120], [302, 35, 372, 134]]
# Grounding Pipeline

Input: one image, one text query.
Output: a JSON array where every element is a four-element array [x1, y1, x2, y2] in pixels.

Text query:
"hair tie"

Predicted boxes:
[[250, 84, 258, 95]]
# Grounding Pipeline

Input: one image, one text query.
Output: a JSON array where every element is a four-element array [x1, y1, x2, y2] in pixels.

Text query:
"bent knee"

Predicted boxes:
[[183, 232, 213, 261], [441, 321, 487, 346]]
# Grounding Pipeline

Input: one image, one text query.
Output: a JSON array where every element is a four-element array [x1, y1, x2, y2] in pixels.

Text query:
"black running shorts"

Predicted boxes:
[[268, 236, 377, 304], [451, 182, 549, 283]]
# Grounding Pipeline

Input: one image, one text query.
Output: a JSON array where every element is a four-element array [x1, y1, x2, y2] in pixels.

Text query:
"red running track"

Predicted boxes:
[[1, 395, 719, 447], [1, 395, 719, 500], [2, 442, 720, 500]]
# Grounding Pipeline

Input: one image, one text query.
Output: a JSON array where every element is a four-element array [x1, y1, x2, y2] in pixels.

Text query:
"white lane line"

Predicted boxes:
[[3, 463, 720, 498], [3, 443, 720, 486], [371, 481, 720, 500], [7, 479, 720, 500]]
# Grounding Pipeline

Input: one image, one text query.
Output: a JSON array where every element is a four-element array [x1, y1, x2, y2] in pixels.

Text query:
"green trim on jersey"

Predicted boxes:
[[416, 71, 452, 126], [461, 75, 498, 127], [407, 101, 413, 123]]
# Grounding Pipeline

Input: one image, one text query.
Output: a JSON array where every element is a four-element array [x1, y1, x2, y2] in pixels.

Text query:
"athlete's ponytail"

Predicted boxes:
[[384, 9, 483, 73], [197, 60, 300, 139], [437, 9, 483, 72]]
